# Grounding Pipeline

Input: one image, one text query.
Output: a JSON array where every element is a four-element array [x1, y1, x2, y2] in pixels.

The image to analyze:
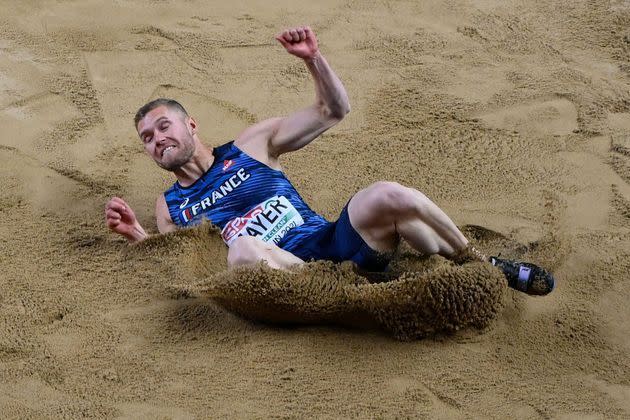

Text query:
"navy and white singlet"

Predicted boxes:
[[163, 141, 328, 254]]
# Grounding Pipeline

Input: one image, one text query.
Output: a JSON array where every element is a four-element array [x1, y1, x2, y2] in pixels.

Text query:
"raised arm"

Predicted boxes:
[[235, 26, 350, 162]]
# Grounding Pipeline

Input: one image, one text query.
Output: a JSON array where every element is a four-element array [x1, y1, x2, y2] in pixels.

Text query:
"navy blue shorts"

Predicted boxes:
[[289, 204, 391, 272]]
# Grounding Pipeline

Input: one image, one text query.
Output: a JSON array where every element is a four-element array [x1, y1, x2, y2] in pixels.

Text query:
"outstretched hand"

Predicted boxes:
[[275, 26, 319, 60], [105, 197, 146, 242]]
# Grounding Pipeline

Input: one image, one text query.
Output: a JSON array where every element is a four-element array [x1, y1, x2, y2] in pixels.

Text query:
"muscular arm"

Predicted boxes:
[[236, 27, 350, 163]]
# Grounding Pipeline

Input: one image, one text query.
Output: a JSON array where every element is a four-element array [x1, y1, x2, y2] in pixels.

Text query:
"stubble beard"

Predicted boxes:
[[157, 139, 195, 172]]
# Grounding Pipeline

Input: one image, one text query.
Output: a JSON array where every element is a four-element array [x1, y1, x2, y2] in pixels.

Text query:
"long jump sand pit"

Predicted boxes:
[[2, 0, 630, 417], [180, 258, 506, 341]]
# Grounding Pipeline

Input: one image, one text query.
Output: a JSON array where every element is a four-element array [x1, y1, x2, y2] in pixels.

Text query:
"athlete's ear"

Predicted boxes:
[[187, 116, 198, 135]]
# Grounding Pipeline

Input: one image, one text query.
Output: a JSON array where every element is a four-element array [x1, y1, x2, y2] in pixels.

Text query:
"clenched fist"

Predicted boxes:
[[275, 26, 319, 60]]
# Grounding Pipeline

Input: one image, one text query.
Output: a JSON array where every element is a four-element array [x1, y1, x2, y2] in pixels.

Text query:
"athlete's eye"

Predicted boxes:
[[159, 122, 170, 131], [143, 135, 152, 144]]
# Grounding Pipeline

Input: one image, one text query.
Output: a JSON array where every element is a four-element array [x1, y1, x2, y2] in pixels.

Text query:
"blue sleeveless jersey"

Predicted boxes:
[[163, 141, 329, 253]]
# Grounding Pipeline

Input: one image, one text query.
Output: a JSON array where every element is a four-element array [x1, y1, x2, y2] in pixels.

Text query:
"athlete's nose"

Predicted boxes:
[[155, 130, 168, 144]]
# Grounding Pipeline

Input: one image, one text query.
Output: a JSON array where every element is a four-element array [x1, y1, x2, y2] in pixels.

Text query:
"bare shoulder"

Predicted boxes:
[[155, 194, 176, 234], [234, 117, 283, 168]]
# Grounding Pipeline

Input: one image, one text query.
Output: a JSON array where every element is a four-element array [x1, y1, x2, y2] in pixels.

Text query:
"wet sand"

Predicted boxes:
[[1, 0, 630, 418]]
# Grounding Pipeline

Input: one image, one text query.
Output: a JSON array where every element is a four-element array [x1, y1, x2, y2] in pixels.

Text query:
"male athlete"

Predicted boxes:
[[105, 26, 554, 296]]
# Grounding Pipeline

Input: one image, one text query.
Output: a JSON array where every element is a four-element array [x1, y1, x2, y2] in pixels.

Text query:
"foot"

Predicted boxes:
[[489, 256, 555, 296]]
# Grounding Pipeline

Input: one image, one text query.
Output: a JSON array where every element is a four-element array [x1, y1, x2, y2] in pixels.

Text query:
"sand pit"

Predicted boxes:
[[2, 0, 630, 417], [180, 258, 506, 341]]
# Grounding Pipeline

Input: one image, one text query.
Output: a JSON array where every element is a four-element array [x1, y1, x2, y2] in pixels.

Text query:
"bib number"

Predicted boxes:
[[221, 196, 304, 246]]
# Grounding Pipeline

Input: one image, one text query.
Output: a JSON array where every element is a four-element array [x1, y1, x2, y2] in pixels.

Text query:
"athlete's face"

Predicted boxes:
[[137, 105, 196, 171]]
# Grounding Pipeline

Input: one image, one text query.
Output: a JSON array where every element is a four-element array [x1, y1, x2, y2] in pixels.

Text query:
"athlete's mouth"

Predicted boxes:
[[161, 145, 175, 157]]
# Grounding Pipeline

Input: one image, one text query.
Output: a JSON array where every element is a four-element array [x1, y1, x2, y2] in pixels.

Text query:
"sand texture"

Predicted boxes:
[[2, 0, 630, 418], [181, 256, 506, 341]]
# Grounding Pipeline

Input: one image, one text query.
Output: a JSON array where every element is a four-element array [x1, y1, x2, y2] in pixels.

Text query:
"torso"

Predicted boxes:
[[163, 141, 329, 250]]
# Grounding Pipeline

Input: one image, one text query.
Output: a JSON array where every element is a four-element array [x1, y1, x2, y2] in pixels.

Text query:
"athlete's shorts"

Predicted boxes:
[[288, 204, 391, 272]]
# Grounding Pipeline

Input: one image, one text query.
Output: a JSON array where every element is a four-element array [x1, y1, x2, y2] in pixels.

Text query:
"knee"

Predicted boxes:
[[364, 181, 425, 215], [227, 236, 266, 268]]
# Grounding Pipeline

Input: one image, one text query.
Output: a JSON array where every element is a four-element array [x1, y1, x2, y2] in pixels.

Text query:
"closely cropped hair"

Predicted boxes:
[[134, 98, 189, 127]]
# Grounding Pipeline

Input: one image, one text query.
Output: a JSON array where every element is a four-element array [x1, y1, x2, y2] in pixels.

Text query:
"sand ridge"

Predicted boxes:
[[1, 0, 630, 417], [179, 255, 506, 341]]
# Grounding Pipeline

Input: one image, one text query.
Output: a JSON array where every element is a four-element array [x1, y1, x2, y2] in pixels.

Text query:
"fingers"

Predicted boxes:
[[106, 217, 120, 229], [106, 196, 127, 210], [275, 34, 290, 48], [105, 208, 122, 230], [296, 27, 306, 41], [106, 199, 127, 215], [275, 26, 310, 44], [283, 29, 298, 43], [105, 196, 135, 221], [105, 203, 123, 230], [105, 209, 121, 220]]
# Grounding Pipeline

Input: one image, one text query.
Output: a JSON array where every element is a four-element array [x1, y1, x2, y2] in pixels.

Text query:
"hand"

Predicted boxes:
[[105, 197, 146, 242], [275, 26, 319, 60]]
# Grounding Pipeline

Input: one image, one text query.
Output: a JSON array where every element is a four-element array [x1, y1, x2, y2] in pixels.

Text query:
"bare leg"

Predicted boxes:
[[348, 182, 555, 295], [348, 182, 484, 262], [227, 182, 480, 270], [227, 236, 304, 270]]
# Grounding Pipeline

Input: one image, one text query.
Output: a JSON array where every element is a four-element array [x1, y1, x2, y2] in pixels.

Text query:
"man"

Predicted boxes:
[[105, 26, 554, 296]]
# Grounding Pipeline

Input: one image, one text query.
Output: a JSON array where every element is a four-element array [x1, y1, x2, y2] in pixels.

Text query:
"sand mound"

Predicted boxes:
[[359, 262, 506, 340], [182, 258, 506, 341], [188, 261, 365, 325]]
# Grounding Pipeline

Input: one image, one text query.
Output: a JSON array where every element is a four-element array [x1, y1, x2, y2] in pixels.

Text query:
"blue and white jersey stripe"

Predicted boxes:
[[163, 141, 329, 252]]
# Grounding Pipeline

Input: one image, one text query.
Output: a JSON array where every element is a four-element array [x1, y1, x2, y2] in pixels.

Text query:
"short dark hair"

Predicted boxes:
[[134, 98, 189, 128]]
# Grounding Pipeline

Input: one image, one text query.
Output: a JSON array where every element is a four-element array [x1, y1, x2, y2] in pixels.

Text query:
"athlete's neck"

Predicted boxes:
[[173, 143, 214, 188]]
